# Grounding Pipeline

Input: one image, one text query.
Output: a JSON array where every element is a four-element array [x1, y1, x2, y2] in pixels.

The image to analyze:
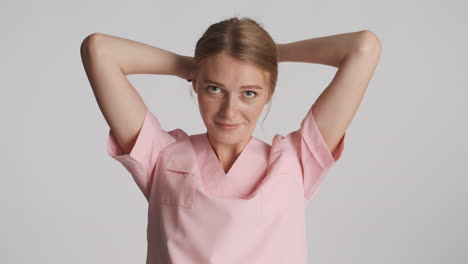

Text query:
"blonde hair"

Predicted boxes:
[[189, 16, 278, 127]]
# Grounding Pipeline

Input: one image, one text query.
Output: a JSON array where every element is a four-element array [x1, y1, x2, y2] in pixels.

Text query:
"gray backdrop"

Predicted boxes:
[[2, 0, 467, 263]]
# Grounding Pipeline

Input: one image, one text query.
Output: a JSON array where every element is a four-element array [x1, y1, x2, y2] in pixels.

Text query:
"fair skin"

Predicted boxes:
[[80, 30, 381, 175], [190, 51, 272, 173]]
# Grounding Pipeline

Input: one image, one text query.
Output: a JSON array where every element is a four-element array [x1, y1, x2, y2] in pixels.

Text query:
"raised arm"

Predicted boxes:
[[80, 33, 194, 154], [277, 30, 381, 155]]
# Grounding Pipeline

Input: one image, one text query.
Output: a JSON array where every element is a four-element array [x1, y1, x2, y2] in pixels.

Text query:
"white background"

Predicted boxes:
[[2, 0, 467, 263]]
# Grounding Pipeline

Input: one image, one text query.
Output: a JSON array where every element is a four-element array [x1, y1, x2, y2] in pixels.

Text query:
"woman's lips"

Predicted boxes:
[[215, 121, 241, 130]]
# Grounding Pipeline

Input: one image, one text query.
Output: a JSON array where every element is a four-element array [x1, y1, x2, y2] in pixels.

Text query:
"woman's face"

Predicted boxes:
[[192, 52, 272, 145]]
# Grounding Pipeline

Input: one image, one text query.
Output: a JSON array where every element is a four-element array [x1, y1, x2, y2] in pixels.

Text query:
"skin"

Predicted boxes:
[[191, 51, 273, 173]]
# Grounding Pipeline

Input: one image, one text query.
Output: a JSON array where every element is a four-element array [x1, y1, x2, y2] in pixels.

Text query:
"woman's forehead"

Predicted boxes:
[[199, 57, 267, 88]]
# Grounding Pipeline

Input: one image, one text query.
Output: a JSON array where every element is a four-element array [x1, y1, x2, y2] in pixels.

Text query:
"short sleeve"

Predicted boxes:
[[106, 106, 185, 201], [298, 107, 345, 205], [271, 107, 346, 206]]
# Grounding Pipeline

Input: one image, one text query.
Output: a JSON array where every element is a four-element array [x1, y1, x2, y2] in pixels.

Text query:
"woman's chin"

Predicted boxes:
[[208, 125, 247, 143]]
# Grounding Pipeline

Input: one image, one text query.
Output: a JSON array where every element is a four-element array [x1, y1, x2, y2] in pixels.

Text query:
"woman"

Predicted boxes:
[[80, 17, 381, 264]]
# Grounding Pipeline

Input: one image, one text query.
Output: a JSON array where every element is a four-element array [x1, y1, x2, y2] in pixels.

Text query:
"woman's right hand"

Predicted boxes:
[[177, 55, 195, 82]]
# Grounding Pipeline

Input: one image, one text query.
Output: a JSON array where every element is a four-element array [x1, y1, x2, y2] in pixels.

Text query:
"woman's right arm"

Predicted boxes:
[[80, 33, 193, 155]]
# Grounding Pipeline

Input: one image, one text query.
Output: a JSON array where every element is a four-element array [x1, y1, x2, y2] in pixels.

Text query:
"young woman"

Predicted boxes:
[[80, 17, 381, 264]]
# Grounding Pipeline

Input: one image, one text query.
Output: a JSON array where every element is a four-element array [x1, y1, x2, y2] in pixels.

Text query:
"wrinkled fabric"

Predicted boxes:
[[107, 105, 345, 264]]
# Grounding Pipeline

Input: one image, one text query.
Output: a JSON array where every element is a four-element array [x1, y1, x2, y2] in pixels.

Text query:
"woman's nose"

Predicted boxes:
[[219, 95, 238, 118]]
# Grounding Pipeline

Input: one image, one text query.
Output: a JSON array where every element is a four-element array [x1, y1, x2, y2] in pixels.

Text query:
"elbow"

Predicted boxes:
[[354, 30, 382, 56], [80, 33, 105, 58]]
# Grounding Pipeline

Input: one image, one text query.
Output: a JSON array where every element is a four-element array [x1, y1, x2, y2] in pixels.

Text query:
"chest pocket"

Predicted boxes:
[[156, 153, 198, 209]]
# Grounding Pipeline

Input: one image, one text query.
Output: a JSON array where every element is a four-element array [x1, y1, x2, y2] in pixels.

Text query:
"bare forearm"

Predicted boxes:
[[277, 30, 375, 68], [88, 33, 192, 78]]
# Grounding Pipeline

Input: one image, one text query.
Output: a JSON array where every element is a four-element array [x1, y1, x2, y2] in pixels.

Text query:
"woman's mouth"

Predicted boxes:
[[215, 121, 241, 130]]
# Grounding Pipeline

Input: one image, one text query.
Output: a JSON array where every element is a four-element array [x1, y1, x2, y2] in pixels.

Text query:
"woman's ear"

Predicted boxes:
[[265, 92, 272, 105], [192, 80, 198, 94]]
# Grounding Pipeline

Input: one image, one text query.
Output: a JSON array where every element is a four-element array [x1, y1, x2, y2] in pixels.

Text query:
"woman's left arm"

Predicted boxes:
[[277, 30, 382, 155]]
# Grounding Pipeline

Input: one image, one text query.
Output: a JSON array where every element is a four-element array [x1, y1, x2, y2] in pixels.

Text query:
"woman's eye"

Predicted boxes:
[[207, 86, 256, 98], [207, 86, 221, 93], [244, 91, 257, 98]]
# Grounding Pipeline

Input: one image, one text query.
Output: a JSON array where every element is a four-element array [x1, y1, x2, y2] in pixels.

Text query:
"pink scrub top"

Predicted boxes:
[[107, 105, 345, 264]]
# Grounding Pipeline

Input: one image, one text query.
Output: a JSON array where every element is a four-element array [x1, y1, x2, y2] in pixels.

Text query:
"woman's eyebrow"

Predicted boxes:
[[204, 79, 264, 90]]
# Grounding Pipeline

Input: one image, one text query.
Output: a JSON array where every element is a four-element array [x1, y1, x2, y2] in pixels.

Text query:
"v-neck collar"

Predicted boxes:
[[189, 132, 271, 198], [202, 132, 255, 178]]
